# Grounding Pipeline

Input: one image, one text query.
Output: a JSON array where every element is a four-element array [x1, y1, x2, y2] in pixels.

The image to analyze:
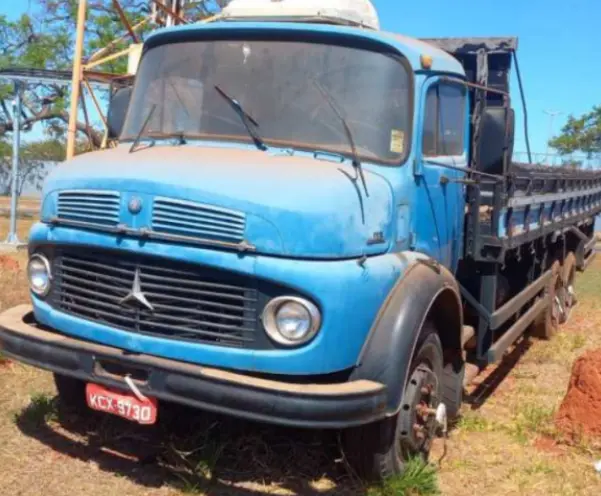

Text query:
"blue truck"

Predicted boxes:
[[1, 5, 600, 480]]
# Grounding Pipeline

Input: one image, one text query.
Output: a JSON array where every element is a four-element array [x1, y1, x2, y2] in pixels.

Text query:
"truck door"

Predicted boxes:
[[413, 77, 468, 271]]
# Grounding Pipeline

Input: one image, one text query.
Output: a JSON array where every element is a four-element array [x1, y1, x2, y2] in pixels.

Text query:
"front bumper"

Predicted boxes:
[[0, 305, 388, 429]]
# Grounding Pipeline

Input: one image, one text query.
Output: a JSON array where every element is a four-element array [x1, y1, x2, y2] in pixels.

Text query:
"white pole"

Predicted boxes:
[[6, 81, 21, 244]]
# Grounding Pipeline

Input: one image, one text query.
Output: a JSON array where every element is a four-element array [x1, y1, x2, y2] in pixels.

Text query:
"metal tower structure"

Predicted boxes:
[[66, 0, 221, 159], [0, 1, 221, 246]]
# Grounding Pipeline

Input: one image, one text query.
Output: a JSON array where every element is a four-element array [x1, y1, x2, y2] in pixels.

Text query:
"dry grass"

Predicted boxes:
[[435, 257, 601, 496], [0, 216, 38, 242], [2, 251, 601, 495]]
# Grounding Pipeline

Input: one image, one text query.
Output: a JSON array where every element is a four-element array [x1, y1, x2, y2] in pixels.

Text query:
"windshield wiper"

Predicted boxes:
[[312, 80, 368, 196], [129, 104, 157, 154], [214, 85, 267, 152]]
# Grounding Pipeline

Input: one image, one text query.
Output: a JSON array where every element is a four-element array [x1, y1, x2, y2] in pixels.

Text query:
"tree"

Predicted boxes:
[[549, 106, 601, 159], [0, 1, 230, 150], [0, 138, 66, 195]]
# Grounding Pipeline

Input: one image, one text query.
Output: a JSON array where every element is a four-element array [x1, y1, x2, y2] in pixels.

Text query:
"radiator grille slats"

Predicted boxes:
[[52, 249, 258, 347], [152, 198, 246, 243], [57, 191, 121, 226], [55, 192, 249, 247]]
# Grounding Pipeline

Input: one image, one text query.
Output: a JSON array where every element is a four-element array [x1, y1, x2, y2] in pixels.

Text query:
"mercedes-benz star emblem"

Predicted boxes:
[[128, 197, 143, 214], [119, 267, 154, 312]]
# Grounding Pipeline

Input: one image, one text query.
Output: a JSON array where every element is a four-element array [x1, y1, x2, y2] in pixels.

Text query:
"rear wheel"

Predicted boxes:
[[559, 252, 577, 324], [53, 373, 87, 414], [532, 261, 562, 339], [343, 323, 445, 480]]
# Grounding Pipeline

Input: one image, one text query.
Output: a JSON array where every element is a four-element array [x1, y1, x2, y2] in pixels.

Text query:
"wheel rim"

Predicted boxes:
[[558, 267, 576, 324], [564, 267, 576, 318], [551, 276, 565, 326], [553, 294, 564, 325], [398, 363, 440, 459]]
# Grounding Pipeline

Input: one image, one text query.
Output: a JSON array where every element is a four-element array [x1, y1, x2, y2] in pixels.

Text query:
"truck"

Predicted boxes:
[[1, 0, 599, 480]]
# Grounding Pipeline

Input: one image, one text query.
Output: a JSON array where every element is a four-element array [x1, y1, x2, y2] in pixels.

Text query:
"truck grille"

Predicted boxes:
[[152, 197, 246, 243], [51, 248, 258, 348], [57, 190, 121, 226]]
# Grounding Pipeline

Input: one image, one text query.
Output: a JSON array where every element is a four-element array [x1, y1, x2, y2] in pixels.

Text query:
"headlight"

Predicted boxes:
[[262, 296, 321, 346], [27, 254, 52, 296]]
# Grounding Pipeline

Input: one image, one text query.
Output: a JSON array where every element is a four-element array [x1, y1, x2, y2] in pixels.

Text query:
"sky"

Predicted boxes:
[[1, 0, 599, 158], [373, 0, 600, 160]]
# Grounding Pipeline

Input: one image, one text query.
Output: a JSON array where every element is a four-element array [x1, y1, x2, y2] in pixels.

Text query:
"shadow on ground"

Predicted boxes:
[[12, 337, 537, 495], [14, 399, 366, 495], [463, 337, 533, 410]]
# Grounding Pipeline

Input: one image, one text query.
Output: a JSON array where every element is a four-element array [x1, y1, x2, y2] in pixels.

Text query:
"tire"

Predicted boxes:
[[53, 373, 88, 414], [531, 261, 562, 339], [559, 252, 577, 324], [343, 323, 444, 480], [441, 355, 464, 420]]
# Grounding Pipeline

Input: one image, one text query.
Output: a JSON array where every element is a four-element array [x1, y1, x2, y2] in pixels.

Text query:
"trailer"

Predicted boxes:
[[0, 0, 599, 481]]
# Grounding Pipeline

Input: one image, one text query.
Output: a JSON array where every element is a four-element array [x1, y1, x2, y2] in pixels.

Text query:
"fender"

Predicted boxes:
[[349, 256, 463, 414]]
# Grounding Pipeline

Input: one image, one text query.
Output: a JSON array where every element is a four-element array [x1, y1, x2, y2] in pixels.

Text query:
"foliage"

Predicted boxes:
[[550, 105, 601, 159], [0, 1, 230, 147], [0, 137, 64, 195]]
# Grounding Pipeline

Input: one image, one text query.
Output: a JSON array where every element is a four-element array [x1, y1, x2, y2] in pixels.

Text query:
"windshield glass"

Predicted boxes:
[[121, 38, 412, 164]]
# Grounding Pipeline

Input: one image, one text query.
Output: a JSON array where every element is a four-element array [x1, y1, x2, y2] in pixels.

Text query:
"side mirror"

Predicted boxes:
[[477, 107, 515, 175], [107, 86, 133, 140]]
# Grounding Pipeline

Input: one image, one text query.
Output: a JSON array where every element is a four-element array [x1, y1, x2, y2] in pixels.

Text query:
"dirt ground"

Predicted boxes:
[[1, 222, 601, 495]]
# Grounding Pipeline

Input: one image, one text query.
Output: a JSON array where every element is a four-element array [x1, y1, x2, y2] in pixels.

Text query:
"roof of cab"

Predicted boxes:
[[145, 21, 466, 77]]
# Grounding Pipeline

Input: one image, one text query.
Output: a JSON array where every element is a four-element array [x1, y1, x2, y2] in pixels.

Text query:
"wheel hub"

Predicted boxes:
[[553, 294, 565, 324], [398, 365, 441, 457], [565, 284, 575, 310]]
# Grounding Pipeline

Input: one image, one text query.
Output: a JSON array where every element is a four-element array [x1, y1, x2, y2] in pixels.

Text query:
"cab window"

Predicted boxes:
[[422, 83, 466, 157]]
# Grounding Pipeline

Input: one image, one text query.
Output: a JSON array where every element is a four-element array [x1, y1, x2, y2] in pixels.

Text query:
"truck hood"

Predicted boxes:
[[42, 145, 394, 259]]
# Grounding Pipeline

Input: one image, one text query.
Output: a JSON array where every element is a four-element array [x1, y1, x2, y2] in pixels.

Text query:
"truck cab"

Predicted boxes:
[[2, 0, 599, 481]]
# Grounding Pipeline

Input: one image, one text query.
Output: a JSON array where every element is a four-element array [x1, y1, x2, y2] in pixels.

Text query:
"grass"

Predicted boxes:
[[16, 393, 59, 429], [367, 459, 439, 496], [0, 350, 11, 366], [507, 403, 557, 444], [522, 460, 555, 476], [164, 434, 229, 493], [2, 250, 601, 495], [455, 412, 494, 433]]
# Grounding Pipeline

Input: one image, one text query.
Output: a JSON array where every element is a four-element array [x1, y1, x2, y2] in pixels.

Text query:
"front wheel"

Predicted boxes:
[[343, 324, 445, 480]]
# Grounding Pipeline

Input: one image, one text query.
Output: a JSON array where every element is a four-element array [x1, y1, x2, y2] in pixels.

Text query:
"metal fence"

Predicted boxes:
[[513, 151, 601, 169]]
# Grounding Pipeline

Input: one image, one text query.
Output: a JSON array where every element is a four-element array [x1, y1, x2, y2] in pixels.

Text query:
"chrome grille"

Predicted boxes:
[[57, 190, 120, 226], [152, 197, 246, 243], [52, 249, 258, 347]]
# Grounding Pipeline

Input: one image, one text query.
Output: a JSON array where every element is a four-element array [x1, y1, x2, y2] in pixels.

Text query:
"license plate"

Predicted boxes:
[[86, 383, 158, 425]]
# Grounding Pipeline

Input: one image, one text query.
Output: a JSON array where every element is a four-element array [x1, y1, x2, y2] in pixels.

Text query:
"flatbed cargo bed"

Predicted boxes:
[[466, 163, 601, 262]]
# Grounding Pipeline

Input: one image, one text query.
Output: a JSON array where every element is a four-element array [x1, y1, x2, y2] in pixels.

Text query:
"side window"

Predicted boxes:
[[422, 83, 466, 157], [423, 87, 438, 156]]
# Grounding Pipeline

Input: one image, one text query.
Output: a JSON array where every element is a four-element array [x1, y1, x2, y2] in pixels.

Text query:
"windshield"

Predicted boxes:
[[121, 38, 412, 164]]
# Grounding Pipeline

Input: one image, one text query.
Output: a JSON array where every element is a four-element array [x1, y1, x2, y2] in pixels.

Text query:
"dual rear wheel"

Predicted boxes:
[[532, 252, 577, 339]]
